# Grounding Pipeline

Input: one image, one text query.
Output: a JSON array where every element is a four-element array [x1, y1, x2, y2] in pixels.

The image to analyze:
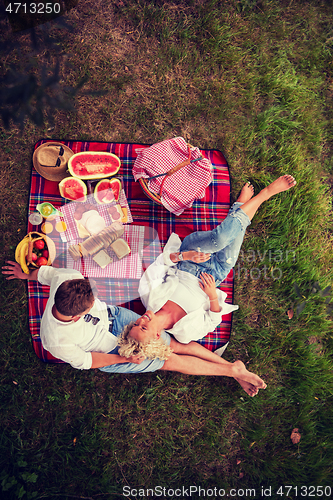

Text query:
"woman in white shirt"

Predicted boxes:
[[120, 175, 296, 355]]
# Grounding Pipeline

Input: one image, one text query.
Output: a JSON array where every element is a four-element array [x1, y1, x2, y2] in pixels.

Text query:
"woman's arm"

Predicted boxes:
[[199, 272, 221, 312]]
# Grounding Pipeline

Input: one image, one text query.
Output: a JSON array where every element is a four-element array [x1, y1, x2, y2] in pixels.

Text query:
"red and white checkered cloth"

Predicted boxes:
[[56, 191, 132, 242], [50, 194, 144, 279], [132, 137, 213, 215], [66, 225, 145, 279]]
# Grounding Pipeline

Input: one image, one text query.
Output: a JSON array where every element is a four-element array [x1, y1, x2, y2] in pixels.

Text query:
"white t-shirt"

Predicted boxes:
[[38, 267, 118, 369]]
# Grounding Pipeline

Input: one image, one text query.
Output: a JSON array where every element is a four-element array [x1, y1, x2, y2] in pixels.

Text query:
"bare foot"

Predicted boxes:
[[232, 360, 267, 391], [234, 377, 259, 397], [236, 182, 254, 203], [263, 175, 296, 199]]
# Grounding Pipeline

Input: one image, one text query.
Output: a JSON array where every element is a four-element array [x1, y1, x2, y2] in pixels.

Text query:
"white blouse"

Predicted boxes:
[[138, 233, 238, 343]]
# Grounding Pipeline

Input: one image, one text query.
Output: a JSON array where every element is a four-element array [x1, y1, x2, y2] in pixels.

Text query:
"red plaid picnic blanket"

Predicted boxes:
[[28, 140, 234, 363]]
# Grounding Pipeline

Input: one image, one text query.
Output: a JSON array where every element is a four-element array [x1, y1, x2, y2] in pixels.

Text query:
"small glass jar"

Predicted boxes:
[[28, 212, 43, 225]]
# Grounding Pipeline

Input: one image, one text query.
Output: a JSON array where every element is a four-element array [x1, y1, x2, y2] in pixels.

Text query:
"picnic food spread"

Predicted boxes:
[[68, 222, 130, 263], [68, 152, 121, 179], [30, 147, 131, 270], [28, 139, 233, 360]]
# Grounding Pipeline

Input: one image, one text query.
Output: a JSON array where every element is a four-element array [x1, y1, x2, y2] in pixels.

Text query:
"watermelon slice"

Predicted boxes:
[[94, 178, 122, 204], [68, 152, 121, 180], [58, 177, 87, 202]]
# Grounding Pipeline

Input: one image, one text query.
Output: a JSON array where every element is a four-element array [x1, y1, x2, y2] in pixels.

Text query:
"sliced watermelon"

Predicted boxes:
[[68, 152, 121, 180], [58, 177, 87, 202], [94, 178, 122, 204]]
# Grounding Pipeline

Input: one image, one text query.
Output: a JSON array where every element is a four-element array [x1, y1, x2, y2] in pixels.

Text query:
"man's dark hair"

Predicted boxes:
[[54, 279, 96, 316]]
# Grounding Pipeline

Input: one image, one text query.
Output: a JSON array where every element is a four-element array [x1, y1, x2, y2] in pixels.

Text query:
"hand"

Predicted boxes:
[[199, 272, 217, 299], [126, 354, 146, 365], [184, 250, 211, 263], [2, 261, 28, 280]]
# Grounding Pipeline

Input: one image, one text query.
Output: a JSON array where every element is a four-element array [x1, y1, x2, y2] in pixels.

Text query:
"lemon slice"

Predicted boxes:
[[41, 204, 53, 216]]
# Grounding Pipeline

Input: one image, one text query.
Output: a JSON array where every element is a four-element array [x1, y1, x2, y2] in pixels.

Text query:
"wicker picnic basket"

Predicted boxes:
[[135, 139, 205, 206], [139, 143, 200, 205]]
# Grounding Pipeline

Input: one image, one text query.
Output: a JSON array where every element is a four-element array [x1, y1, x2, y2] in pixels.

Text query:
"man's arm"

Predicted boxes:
[[91, 352, 145, 369], [2, 261, 39, 280]]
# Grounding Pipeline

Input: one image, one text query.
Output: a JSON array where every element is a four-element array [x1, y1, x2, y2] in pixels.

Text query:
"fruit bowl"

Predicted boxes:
[[15, 232, 56, 274]]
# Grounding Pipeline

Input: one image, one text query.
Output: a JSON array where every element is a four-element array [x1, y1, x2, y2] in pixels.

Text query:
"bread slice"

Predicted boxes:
[[92, 250, 113, 268], [110, 238, 131, 259], [68, 244, 82, 261]]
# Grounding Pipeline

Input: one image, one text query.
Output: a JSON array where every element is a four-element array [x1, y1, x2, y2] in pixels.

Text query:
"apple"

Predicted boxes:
[[36, 256, 48, 267], [34, 240, 45, 250]]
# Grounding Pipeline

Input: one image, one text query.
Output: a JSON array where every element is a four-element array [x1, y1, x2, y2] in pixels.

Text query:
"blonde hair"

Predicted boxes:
[[117, 321, 173, 361]]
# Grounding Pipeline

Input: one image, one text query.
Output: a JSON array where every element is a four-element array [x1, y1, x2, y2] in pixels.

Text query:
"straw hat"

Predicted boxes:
[[33, 142, 74, 181]]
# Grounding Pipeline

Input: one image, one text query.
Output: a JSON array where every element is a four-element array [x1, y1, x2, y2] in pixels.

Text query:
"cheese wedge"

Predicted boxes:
[[76, 221, 91, 239], [121, 206, 128, 223]]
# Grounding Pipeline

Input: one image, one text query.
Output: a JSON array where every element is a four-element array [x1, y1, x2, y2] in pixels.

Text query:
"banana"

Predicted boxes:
[[15, 236, 29, 263], [19, 242, 30, 274], [15, 234, 42, 261]]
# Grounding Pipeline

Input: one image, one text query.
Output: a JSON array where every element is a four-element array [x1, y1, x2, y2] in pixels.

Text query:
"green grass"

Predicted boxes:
[[1, 0, 333, 498]]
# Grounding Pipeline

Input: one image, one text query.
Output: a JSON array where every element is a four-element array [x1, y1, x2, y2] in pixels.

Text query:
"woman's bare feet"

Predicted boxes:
[[239, 174, 296, 220], [263, 175, 296, 199], [231, 360, 267, 396], [237, 182, 255, 203], [234, 378, 259, 397]]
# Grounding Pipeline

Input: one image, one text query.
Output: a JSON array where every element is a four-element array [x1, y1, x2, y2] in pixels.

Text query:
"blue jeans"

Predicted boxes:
[[178, 203, 251, 286], [98, 306, 171, 374]]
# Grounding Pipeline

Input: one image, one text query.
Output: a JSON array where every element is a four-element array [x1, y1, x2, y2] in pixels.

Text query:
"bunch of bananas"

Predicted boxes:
[[15, 232, 55, 274]]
